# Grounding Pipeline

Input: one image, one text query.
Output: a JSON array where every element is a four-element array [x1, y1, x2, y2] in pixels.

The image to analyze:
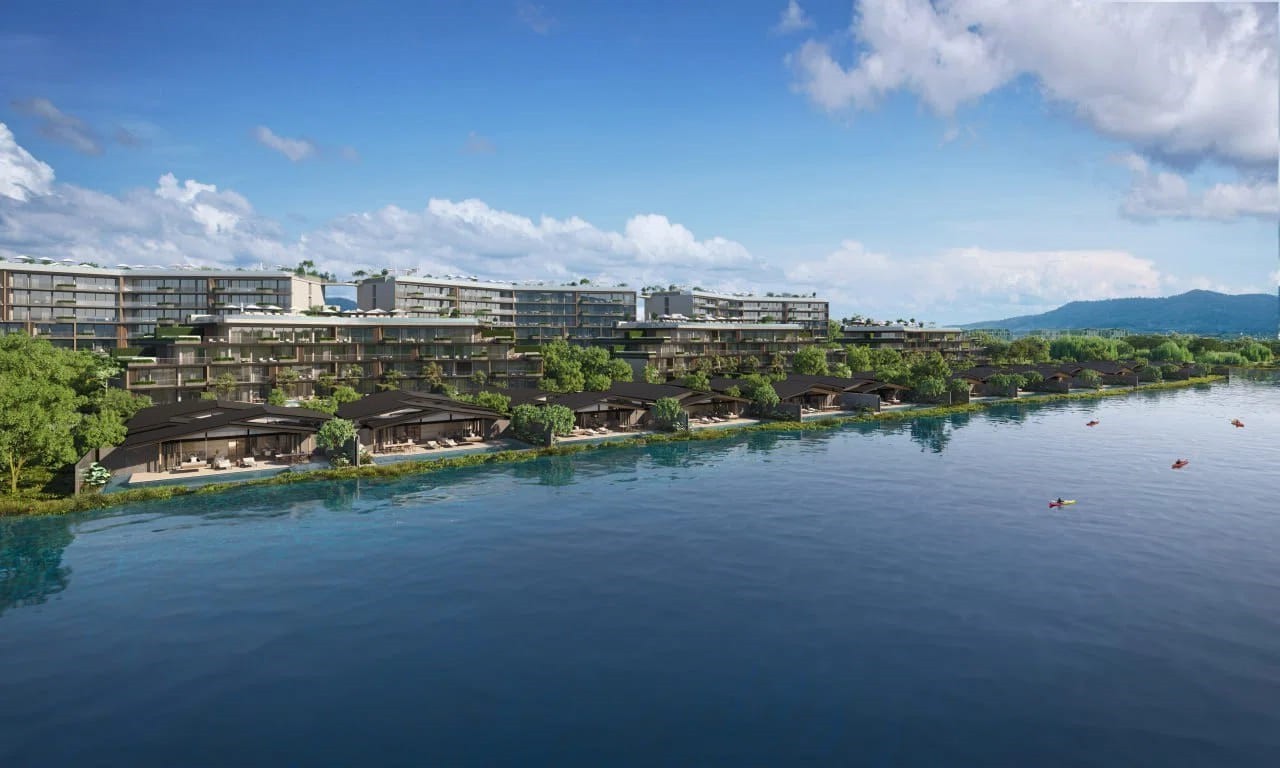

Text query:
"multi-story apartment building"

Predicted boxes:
[[607, 321, 815, 379], [643, 289, 829, 334], [0, 260, 327, 350], [839, 324, 973, 356], [124, 314, 541, 404], [357, 275, 637, 345]]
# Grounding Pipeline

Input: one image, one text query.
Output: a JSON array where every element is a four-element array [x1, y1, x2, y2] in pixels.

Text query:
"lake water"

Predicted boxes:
[[2, 381, 1278, 767]]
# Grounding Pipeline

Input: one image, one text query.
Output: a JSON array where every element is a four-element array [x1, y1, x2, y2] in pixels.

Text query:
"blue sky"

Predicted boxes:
[[0, 0, 1275, 323]]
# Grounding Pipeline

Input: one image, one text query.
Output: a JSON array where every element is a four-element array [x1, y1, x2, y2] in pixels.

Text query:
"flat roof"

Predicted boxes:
[[200, 313, 484, 327], [646, 289, 827, 302], [366, 274, 635, 294], [618, 321, 805, 330], [0, 261, 322, 281]]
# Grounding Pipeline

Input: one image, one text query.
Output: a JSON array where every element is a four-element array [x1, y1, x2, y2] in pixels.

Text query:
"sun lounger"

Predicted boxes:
[[426, 440, 440, 449], [442, 438, 458, 448]]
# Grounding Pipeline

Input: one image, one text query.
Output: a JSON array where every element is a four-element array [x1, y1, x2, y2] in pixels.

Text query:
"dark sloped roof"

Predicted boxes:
[[337, 388, 503, 427], [118, 402, 331, 450], [604, 381, 697, 402]]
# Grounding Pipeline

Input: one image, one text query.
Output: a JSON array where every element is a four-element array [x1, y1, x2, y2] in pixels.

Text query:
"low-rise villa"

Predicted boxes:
[[99, 400, 333, 479], [337, 389, 509, 453]]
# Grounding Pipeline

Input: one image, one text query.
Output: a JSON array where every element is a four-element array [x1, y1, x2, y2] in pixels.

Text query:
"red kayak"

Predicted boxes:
[[1231, 419, 1244, 428], [1085, 420, 1099, 427], [1171, 459, 1189, 470]]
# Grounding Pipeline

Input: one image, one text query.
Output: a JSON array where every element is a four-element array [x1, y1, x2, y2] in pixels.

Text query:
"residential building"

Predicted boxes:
[[839, 324, 973, 356], [124, 314, 541, 404], [607, 321, 815, 378], [356, 275, 637, 345], [644, 289, 829, 333], [0, 260, 327, 350]]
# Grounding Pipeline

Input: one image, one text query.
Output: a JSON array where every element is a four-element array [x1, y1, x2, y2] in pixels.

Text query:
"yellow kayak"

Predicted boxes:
[[1048, 500, 1076, 508]]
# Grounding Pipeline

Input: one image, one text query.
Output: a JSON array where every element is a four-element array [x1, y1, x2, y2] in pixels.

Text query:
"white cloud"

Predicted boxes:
[[253, 125, 316, 162], [774, 1, 813, 34], [781, 240, 1174, 321], [1117, 152, 1279, 221], [10, 97, 102, 155], [788, 0, 1278, 173], [0, 123, 756, 288], [517, 2, 555, 35], [0, 123, 54, 201]]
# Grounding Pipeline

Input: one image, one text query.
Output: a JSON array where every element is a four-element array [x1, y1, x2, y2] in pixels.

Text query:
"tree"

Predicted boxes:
[[844, 345, 872, 373], [679, 370, 710, 391], [830, 362, 852, 378], [316, 373, 337, 396], [331, 385, 361, 406], [377, 369, 406, 392], [510, 404, 575, 443], [316, 418, 358, 466], [1007, 336, 1049, 363], [1020, 370, 1044, 389], [473, 391, 511, 414], [768, 353, 786, 379], [420, 361, 445, 391], [274, 367, 300, 395], [1049, 335, 1120, 363], [1138, 365, 1163, 382], [741, 374, 780, 415], [1149, 340, 1193, 363], [791, 345, 829, 376], [0, 335, 150, 494], [267, 388, 287, 406], [913, 375, 947, 399], [642, 364, 665, 384], [212, 372, 238, 400], [867, 347, 902, 372], [1238, 342, 1273, 363], [469, 370, 488, 389], [0, 376, 81, 494], [985, 373, 1023, 394], [908, 351, 950, 386], [738, 355, 760, 374], [652, 397, 686, 432], [1076, 369, 1103, 389], [539, 339, 630, 393], [826, 319, 842, 340]]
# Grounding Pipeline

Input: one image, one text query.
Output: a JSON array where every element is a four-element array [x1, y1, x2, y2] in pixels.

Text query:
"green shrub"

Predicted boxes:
[[652, 397, 686, 432]]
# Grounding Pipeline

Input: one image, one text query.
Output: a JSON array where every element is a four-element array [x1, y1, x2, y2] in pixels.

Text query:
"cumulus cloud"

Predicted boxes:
[[10, 97, 102, 155], [774, 1, 814, 34], [462, 131, 496, 155], [517, 2, 555, 35], [1117, 153, 1279, 221], [781, 240, 1178, 321], [787, 0, 1278, 173], [253, 125, 317, 162], [0, 123, 756, 288], [0, 123, 55, 201]]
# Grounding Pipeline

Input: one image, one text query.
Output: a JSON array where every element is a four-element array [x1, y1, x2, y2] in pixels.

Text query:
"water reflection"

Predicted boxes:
[[512, 456, 576, 487], [0, 515, 74, 617], [909, 418, 951, 453]]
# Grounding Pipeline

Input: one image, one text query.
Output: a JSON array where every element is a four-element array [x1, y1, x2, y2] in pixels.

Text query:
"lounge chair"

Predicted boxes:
[[426, 440, 440, 450], [442, 438, 458, 448], [595, 427, 609, 435]]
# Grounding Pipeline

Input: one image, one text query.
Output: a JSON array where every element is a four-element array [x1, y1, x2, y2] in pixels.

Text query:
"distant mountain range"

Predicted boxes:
[[327, 297, 358, 311], [961, 290, 1278, 336]]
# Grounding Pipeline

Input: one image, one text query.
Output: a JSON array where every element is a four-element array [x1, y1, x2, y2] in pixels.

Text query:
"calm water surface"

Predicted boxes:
[[2, 381, 1278, 767]]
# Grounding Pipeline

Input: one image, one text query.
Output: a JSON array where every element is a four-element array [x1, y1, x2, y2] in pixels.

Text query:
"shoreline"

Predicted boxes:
[[0, 376, 1224, 518]]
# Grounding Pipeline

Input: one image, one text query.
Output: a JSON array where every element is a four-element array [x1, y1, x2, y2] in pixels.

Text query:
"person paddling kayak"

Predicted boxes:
[[1172, 458, 1189, 470], [1086, 420, 1099, 427], [1231, 419, 1244, 428]]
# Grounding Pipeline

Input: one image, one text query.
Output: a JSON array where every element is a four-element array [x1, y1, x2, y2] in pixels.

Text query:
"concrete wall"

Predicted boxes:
[[840, 392, 881, 412]]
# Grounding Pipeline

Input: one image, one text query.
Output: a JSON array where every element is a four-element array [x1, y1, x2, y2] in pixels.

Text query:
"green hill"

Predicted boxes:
[[962, 290, 1277, 337]]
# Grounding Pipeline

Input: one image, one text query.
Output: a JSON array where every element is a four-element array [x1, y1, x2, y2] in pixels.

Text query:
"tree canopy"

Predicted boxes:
[[0, 334, 149, 494], [539, 339, 633, 393]]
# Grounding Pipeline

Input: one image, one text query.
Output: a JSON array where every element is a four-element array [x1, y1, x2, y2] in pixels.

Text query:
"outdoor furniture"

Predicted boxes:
[[213, 458, 231, 470], [442, 438, 459, 448], [426, 441, 440, 450], [240, 457, 256, 468]]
